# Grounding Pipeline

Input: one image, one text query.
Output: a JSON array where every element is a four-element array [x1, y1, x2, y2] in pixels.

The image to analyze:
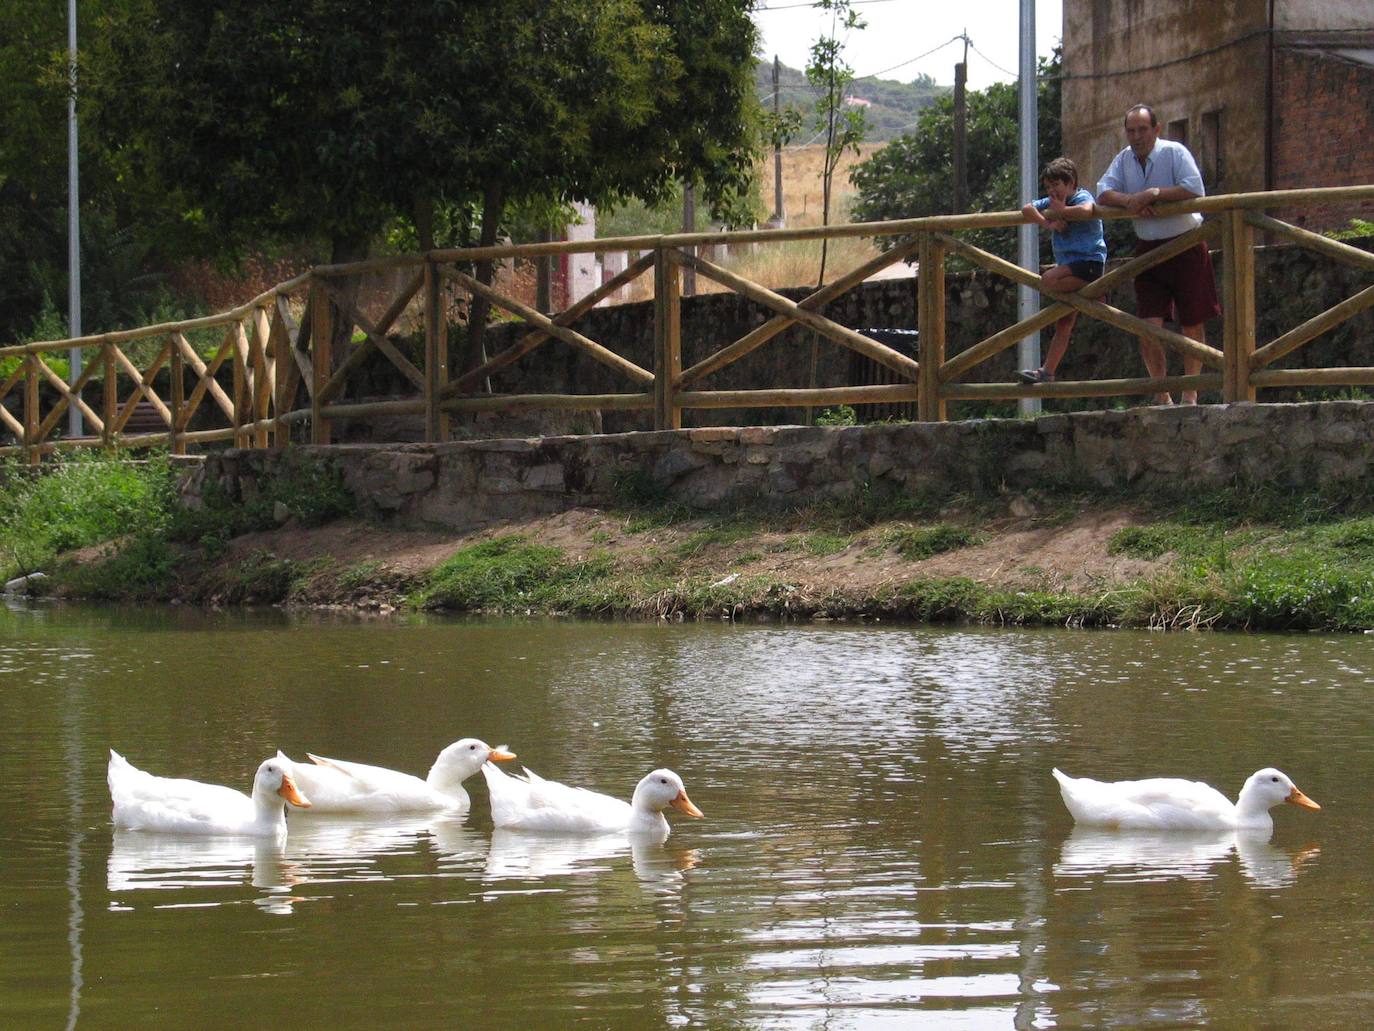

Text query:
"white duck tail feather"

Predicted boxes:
[[306, 753, 358, 778]]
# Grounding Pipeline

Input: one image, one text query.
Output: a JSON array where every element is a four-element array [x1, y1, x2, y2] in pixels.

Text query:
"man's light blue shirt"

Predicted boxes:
[[1097, 138, 1205, 240]]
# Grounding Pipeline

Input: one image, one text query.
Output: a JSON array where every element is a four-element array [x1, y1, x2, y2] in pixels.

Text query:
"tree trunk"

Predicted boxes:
[[463, 180, 506, 378], [327, 231, 371, 372], [414, 191, 435, 254]]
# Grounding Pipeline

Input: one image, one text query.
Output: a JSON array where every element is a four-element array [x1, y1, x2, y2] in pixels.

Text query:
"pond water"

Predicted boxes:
[[1, 604, 1370, 1029]]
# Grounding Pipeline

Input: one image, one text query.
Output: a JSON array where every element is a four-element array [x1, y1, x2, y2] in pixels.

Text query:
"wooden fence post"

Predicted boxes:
[[1222, 208, 1257, 403], [423, 259, 450, 442], [23, 354, 40, 466], [231, 321, 248, 448], [252, 304, 272, 447], [917, 232, 947, 422], [271, 303, 290, 450], [310, 278, 334, 445], [169, 334, 186, 455], [653, 247, 682, 431], [102, 341, 117, 451]]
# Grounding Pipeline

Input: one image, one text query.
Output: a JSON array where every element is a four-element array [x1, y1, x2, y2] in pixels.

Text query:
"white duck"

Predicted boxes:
[[1052, 766, 1320, 833], [108, 750, 311, 840], [482, 763, 704, 837], [278, 738, 516, 814]]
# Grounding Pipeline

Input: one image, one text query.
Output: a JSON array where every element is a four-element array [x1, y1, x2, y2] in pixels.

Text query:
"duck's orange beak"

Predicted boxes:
[[278, 772, 311, 808], [489, 748, 517, 763], [1286, 786, 1320, 811], [670, 790, 704, 819]]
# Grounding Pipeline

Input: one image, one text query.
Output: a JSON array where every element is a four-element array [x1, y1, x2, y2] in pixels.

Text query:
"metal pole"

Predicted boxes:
[[953, 60, 968, 214], [68, 0, 83, 437], [773, 55, 785, 226], [1017, 0, 1039, 416]]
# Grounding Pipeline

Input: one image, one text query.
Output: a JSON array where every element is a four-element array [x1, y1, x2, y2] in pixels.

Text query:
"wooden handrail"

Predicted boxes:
[[5, 185, 1374, 461]]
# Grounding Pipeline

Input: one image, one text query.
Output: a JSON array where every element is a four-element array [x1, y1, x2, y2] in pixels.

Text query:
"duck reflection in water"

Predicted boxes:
[[484, 829, 700, 894], [108, 813, 481, 914], [108, 830, 304, 897], [1055, 827, 1320, 889]]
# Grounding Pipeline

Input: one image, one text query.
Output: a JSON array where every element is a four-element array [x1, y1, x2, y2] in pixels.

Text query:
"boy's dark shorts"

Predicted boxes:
[[1067, 260, 1104, 282], [1132, 239, 1221, 326]]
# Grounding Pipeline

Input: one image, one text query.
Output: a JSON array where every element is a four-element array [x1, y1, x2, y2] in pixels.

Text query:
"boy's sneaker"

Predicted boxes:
[[1018, 367, 1054, 384]]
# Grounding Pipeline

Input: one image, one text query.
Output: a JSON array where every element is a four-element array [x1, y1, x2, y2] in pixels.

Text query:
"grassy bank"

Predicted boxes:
[[8, 452, 1374, 631]]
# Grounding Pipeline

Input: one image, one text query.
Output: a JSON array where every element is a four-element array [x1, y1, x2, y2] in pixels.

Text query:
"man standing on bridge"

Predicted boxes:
[[1096, 104, 1221, 406]]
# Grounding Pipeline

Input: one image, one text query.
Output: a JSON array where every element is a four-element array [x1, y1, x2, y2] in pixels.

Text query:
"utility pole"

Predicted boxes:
[[68, 0, 83, 437], [772, 55, 785, 226], [953, 33, 969, 215], [1017, 0, 1040, 416]]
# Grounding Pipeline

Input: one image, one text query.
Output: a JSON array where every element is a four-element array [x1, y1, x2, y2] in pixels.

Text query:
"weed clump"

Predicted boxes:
[[0, 453, 176, 582]]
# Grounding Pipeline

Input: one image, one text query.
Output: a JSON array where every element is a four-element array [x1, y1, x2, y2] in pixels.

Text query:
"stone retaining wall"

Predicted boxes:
[[185, 402, 1374, 529]]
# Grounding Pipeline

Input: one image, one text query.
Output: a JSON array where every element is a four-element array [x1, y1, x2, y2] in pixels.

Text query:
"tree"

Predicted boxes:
[[806, 0, 867, 287], [850, 48, 1062, 261], [93, 0, 760, 367], [0, 0, 190, 344]]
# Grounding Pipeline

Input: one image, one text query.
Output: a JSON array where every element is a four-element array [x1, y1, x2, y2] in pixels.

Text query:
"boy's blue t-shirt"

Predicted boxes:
[[1033, 188, 1107, 266]]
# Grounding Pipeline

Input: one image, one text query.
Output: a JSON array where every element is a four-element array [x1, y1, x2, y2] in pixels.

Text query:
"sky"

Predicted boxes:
[[753, 0, 1065, 91]]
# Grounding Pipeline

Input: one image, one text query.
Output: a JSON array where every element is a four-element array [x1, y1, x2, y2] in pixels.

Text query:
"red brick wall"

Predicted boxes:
[[1273, 48, 1374, 232]]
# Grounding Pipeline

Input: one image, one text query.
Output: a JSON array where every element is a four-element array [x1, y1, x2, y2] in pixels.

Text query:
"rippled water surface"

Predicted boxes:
[[2, 605, 1370, 1028]]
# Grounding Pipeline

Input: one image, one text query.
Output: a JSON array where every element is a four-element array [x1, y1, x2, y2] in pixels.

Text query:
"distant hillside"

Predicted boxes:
[[756, 59, 949, 142]]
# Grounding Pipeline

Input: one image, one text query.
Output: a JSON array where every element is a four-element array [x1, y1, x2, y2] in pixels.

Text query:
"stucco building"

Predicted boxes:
[[1062, 1, 1374, 231]]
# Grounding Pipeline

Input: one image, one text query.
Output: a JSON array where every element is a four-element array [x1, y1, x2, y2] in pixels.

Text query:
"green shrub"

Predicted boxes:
[[886, 523, 983, 560], [0, 453, 175, 580], [815, 405, 857, 427], [59, 533, 178, 601], [1107, 524, 1188, 559], [804, 533, 852, 556], [415, 536, 616, 612], [168, 455, 353, 546]]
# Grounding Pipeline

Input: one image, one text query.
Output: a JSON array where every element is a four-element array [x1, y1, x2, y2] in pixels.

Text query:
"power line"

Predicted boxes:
[[855, 34, 964, 81], [755, 0, 899, 10], [966, 39, 1018, 80]]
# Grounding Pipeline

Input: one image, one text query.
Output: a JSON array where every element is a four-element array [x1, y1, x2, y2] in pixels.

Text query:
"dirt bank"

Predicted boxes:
[[192, 496, 1166, 616]]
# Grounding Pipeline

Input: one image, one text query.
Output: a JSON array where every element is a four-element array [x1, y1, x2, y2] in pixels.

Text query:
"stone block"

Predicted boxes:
[[522, 463, 566, 491], [653, 448, 709, 482], [688, 427, 738, 443]]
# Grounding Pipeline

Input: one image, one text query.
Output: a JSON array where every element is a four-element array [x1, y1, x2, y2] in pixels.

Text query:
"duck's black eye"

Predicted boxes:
[[1271, 776, 1279, 782], [660, 778, 668, 784]]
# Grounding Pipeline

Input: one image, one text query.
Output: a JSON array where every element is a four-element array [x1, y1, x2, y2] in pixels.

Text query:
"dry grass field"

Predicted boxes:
[[693, 141, 900, 294], [767, 141, 885, 229]]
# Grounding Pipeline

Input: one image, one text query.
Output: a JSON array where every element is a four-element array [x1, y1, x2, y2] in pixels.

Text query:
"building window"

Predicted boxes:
[[1200, 109, 1224, 190], [1167, 117, 1189, 150]]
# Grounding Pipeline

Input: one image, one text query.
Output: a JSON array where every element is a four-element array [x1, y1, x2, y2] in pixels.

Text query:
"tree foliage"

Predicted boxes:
[[850, 49, 1062, 260], [2, 0, 762, 345], [93, 0, 760, 261], [0, 0, 187, 343]]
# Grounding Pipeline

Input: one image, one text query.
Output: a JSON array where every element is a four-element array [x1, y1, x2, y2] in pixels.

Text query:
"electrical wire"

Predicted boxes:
[[966, 39, 1018, 80], [855, 35, 964, 81], [755, 0, 900, 11]]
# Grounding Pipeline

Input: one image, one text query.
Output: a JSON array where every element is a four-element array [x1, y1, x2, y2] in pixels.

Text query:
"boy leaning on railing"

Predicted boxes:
[[1018, 157, 1108, 385]]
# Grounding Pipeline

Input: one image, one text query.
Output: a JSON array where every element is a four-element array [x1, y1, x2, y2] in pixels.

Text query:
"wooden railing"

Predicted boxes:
[[2, 185, 1372, 462]]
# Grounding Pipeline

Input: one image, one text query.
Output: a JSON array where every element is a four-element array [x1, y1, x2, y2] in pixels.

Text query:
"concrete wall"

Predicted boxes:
[[189, 402, 1374, 531], [1275, 0, 1371, 31], [1061, 0, 1269, 196]]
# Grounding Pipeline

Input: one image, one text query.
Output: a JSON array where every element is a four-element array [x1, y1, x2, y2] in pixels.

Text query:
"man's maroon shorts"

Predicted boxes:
[[1132, 238, 1221, 326]]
